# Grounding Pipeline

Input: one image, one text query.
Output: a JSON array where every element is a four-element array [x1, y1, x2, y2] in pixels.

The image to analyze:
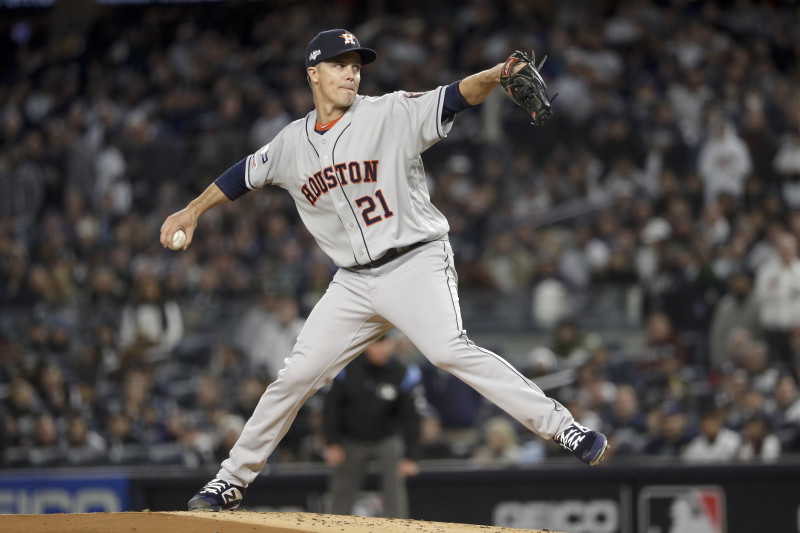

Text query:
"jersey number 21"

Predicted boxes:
[[355, 190, 394, 226]]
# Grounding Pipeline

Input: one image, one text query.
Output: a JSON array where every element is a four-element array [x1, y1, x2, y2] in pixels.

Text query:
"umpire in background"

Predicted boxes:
[[323, 334, 423, 518]]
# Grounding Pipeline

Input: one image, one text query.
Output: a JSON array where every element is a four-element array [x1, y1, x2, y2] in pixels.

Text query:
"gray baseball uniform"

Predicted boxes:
[[180, 31, 608, 511], [216, 86, 575, 487]]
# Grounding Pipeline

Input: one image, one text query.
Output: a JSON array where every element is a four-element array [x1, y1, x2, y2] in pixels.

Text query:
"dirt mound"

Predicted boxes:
[[2, 510, 562, 533]]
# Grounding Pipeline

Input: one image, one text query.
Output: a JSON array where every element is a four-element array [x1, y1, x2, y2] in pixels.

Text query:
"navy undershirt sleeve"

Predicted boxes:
[[214, 157, 249, 200], [442, 81, 472, 121]]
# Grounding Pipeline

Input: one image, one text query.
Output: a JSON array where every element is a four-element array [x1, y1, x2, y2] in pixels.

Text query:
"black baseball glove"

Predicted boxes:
[[500, 50, 556, 126]]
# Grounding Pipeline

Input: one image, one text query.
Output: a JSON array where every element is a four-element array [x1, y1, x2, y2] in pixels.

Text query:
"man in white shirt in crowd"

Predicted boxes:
[[682, 406, 740, 463], [754, 232, 800, 368]]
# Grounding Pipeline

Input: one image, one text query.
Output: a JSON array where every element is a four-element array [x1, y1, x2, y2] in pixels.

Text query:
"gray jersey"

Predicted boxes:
[[244, 88, 452, 267]]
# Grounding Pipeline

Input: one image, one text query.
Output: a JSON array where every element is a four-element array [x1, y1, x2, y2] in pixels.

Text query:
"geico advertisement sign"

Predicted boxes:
[[0, 487, 122, 514], [0, 475, 128, 514], [493, 499, 619, 533]]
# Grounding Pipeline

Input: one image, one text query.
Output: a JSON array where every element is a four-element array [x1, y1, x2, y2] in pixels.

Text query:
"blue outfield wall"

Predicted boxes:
[[1, 462, 799, 533]]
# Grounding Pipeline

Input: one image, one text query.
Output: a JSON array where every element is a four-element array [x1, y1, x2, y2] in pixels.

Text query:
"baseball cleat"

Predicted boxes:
[[554, 422, 609, 465], [187, 478, 245, 511]]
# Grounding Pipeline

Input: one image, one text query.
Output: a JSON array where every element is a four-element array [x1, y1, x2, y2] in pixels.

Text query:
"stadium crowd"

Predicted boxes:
[[2, 0, 800, 469]]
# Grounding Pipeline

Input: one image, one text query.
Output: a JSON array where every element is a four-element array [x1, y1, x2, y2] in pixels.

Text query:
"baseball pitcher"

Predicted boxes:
[[160, 29, 608, 512]]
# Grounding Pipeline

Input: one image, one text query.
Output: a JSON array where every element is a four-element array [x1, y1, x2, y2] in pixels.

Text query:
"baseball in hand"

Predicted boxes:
[[170, 229, 187, 250]]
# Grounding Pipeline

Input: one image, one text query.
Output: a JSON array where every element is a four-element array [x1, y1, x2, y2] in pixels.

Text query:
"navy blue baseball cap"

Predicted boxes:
[[305, 29, 377, 68]]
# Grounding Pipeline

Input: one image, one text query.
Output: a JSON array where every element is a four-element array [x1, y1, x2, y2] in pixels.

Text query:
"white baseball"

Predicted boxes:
[[171, 229, 187, 250]]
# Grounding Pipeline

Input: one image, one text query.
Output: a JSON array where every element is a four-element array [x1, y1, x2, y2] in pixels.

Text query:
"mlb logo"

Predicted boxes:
[[639, 486, 725, 533]]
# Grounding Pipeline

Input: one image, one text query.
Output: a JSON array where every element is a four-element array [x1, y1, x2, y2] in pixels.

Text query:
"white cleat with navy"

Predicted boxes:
[[554, 422, 610, 465], [188, 478, 245, 511]]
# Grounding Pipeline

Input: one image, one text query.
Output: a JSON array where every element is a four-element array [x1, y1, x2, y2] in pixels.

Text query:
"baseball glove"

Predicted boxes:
[[500, 50, 556, 126]]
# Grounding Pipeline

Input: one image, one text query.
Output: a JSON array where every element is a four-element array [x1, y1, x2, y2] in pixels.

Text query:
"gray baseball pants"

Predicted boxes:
[[218, 240, 573, 487]]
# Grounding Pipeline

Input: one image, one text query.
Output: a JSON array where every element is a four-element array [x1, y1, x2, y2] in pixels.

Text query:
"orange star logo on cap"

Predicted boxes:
[[340, 32, 356, 45]]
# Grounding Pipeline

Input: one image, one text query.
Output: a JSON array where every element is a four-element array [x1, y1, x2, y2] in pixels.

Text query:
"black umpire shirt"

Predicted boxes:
[[323, 354, 423, 460]]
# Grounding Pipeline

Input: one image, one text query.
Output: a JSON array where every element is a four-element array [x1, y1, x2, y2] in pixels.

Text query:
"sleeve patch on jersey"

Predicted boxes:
[[403, 91, 430, 98]]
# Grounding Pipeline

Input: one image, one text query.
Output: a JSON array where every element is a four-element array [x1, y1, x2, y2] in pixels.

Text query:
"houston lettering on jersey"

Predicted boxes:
[[301, 160, 379, 206]]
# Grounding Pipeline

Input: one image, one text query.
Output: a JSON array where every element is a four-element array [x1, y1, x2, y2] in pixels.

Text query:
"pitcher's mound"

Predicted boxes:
[[2, 510, 562, 533]]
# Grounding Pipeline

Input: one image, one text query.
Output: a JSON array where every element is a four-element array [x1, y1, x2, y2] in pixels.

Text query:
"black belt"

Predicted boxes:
[[348, 241, 428, 270]]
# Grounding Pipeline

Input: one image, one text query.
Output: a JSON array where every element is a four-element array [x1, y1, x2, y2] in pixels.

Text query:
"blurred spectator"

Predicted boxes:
[[208, 344, 250, 395], [119, 274, 184, 363], [522, 346, 559, 378], [698, 114, 752, 205], [471, 416, 522, 466], [37, 362, 72, 418], [558, 223, 610, 289], [419, 357, 484, 458], [479, 231, 535, 294], [715, 327, 756, 376], [643, 402, 694, 458], [638, 312, 696, 407], [740, 108, 777, 186], [645, 101, 693, 178], [736, 412, 781, 462], [773, 132, 800, 199], [741, 340, 780, 396], [249, 96, 292, 152], [549, 318, 592, 369], [93, 320, 123, 379], [6, 378, 43, 443], [0, 243, 35, 306], [191, 374, 227, 427], [86, 266, 126, 323], [104, 409, 146, 465], [234, 287, 280, 360], [754, 232, 800, 367], [768, 374, 800, 453], [65, 413, 108, 466], [214, 413, 246, 463], [572, 363, 616, 417], [603, 384, 648, 457], [417, 412, 456, 461], [236, 291, 305, 378], [728, 385, 768, 433], [296, 397, 327, 464], [163, 411, 215, 467], [562, 395, 602, 438], [709, 271, 760, 371], [698, 202, 730, 249], [531, 255, 570, 329], [233, 376, 267, 420], [681, 406, 741, 463], [636, 216, 671, 286], [0, 401, 8, 459], [603, 157, 653, 200], [666, 69, 712, 147], [29, 413, 63, 467], [641, 311, 689, 367]]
